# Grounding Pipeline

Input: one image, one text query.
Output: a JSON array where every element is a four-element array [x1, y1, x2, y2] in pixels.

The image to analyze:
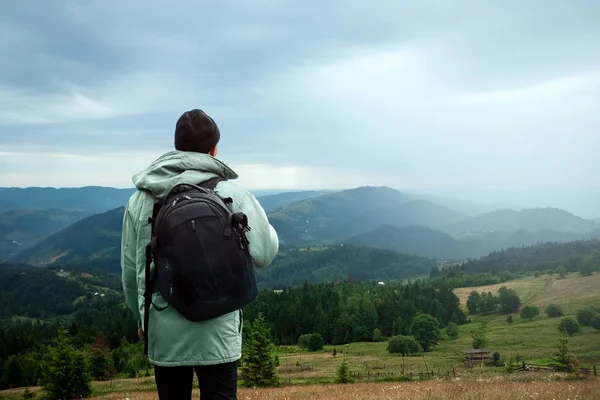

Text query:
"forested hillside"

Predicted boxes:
[[12, 208, 124, 272], [0, 209, 90, 260], [8, 185, 600, 265], [244, 279, 468, 345], [0, 263, 121, 318], [446, 239, 600, 275], [255, 245, 436, 289]]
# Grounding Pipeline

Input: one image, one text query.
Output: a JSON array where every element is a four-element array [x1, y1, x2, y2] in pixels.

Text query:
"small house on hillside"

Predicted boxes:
[[462, 349, 491, 367]]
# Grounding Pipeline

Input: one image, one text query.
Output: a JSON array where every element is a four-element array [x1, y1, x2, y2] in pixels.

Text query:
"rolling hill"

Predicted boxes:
[[344, 225, 472, 259], [447, 238, 600, 275], [13, 207, 125, 272], [256, 190, 333, 212], [345, 224, 600, 260], [268, 186, 466, 245], [254, 244, 436, 289], [0, 209, 91, 260], [0, 186, 135, 212], [446, 207, 597, 235], [12, 185, 600, 266]]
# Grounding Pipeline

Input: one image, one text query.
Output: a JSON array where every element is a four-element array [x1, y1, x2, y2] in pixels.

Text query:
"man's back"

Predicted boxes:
[[122, 150, 278, 367]]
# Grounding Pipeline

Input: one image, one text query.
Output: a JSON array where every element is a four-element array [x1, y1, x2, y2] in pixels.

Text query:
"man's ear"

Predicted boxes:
[[208, 146, 218, 157]]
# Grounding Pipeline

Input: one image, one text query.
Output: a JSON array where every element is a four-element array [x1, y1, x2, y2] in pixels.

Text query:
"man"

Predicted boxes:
[[121, 109, 279, 399]]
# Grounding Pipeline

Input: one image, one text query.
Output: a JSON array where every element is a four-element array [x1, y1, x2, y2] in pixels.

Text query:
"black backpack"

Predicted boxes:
[[143, 177, 257, 354]]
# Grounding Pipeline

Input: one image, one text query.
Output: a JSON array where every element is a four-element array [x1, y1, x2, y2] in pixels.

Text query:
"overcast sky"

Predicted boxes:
[[0, 1, 599, 213]]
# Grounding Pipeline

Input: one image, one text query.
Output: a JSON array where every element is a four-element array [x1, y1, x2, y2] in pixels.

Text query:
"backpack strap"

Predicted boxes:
[[198, 176, 224, 191], [143, 201, 166, 356]]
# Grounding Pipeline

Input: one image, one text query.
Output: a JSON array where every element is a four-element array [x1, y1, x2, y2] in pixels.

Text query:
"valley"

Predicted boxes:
[[1, 272, 599, 399], [0, 185, 599, 397]]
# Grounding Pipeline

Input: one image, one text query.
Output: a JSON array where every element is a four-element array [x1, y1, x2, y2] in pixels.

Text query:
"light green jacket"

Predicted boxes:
[[120, 150, 279, 366]]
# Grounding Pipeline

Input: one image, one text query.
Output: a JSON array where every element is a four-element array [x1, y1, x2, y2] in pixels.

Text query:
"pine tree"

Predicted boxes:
[[40, 328, 92, 399], [334, 360, 354, 384], [240, 313, 279, 388], [551, 334, 580, 373]]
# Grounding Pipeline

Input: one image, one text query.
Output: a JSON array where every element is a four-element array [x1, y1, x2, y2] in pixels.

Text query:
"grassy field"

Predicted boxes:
[[272, 272, 600, 383], [1, 373, 599, 400], [1, 272, 599, 399]]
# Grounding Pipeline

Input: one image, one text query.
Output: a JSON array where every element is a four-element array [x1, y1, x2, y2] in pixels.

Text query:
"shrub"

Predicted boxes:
[[504, 356, 519, 373], [545, 304, 564, 318], [297, 334, 311, 350], [576, 307, 598, 326], [372, 328, 384, 342], [520, 306, 540, 321], [308, 333, 324, 352], [471, 324, 488, 349], [592, 315, 600, 331], [558, 317, 581, 337], [491, 352, 501, 366], [506, 315, 513, 323], [446, 322, 459, 340], [387, 335, 422, 356]]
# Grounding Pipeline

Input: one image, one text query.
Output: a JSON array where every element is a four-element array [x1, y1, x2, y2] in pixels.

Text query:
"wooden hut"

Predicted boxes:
[[462, 349, 491, 367]]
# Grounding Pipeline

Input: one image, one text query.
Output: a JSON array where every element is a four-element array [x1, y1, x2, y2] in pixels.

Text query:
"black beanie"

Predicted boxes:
[[174, 109, 221, 153]]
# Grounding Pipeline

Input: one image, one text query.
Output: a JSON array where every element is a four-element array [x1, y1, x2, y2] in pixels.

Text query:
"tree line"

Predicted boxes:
[[445, 239, 600, 276], [243, 279, 468, 347]]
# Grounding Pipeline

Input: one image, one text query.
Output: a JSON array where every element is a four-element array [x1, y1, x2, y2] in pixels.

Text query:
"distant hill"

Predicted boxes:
[[345, 224, 600, 260], [254, 244, 436, 289], [12, 207, 125, 272], [0, 186, 328, 214], [447, 208, 597, 235], [0, 209, 91, 260], [344, 225, 471, 259], [11, 208, 437, 288], [268, 186, 466, 245], [256, 190, 333, 212], [403, 192, 516, 216], [446, 239, 600, 275], [0, 186, 135, 212]]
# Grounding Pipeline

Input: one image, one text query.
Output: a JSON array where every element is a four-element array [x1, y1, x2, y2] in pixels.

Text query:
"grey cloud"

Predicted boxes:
[[0, 0, 599, 205]]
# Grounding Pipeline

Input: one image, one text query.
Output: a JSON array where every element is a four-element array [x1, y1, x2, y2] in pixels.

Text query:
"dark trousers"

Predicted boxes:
[[154, 361, 238, 400]]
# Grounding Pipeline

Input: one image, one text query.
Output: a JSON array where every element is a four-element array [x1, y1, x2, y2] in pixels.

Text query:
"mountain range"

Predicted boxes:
[[0, 186, 135, 212], [267, 186, 467, 244], [2, 185, 599, 268]]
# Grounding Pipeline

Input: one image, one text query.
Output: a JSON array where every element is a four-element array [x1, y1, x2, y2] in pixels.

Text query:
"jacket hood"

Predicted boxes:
[[132, 150, 239, 198]]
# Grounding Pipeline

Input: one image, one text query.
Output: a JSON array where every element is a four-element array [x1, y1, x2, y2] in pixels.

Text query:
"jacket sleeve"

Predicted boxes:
[[121, 202, 141, 324], [217, 181, 279, 268]]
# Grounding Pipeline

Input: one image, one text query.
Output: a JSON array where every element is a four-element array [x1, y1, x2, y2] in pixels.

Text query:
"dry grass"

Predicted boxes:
[[94, 376, 600, 400], [529, 274, 600, 313], [3, 375, 598, 400], [453, 276, 553, 307]]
